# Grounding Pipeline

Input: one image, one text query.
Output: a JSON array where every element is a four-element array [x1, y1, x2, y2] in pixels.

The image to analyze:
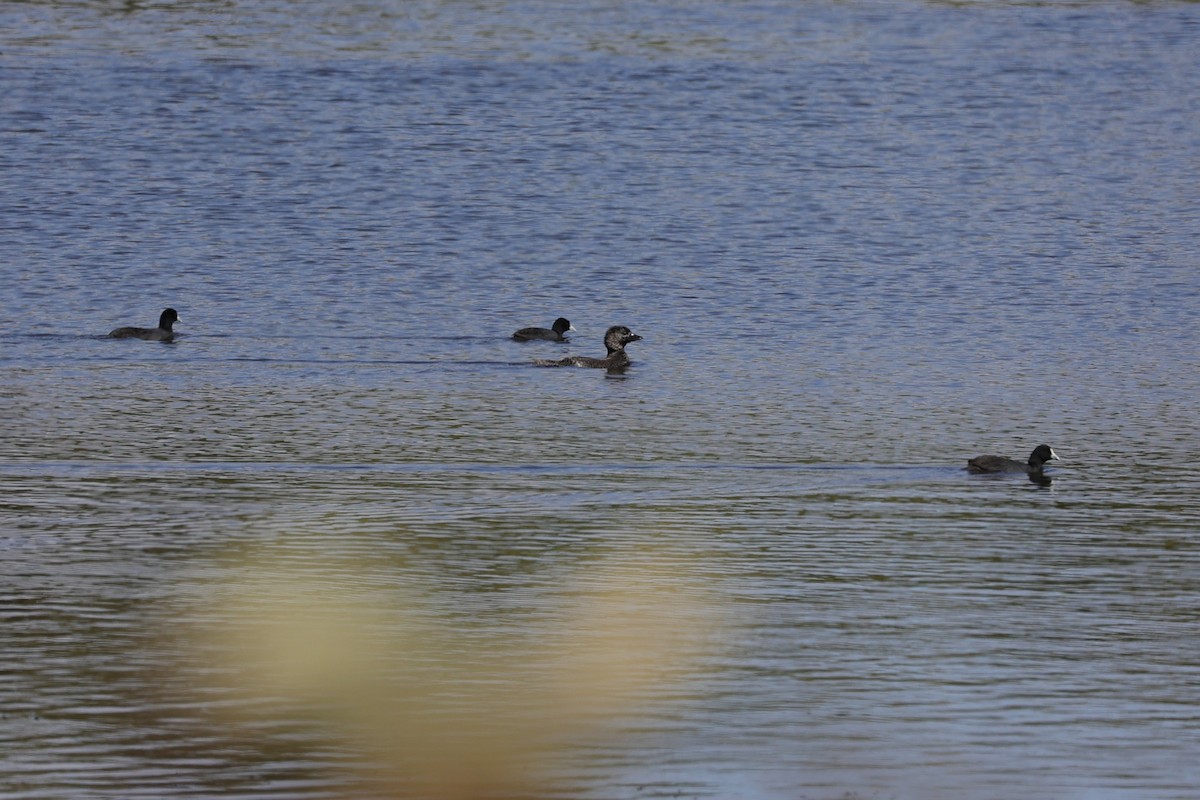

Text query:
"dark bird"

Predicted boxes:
[[108, 308, 179, 341], [967, 444, 1059, 476], [535, 325, 642, 373], [512, 317, 575, 342]]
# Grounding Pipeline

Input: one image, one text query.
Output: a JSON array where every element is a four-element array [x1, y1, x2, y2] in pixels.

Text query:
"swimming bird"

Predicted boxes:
[[512, 317, 575, 342], [967, 444, 1059, 475], [535, 325, 642, 373], [108, 308, 179, 341]]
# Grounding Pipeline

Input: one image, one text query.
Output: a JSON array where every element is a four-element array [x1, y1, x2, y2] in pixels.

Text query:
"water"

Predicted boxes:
[[2, 1, 1200, 798]]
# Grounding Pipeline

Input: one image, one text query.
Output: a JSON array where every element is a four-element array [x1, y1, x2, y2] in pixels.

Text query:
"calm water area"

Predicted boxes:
[[2, 1, 1199, 798]]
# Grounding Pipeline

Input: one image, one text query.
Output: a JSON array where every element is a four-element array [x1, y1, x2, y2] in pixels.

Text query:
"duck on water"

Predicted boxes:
[[512, 317, 575, 342], [967, 444, 1059, 485], [534, 325, 641, 373], [108, 308, 179, 341]]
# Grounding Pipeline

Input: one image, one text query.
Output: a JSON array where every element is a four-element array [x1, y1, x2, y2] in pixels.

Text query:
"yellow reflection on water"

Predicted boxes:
[[184, 546, 718, 798]]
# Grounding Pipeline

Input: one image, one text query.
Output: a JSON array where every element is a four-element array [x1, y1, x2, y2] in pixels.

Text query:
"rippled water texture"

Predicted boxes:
[[2, 1, 1199, 798]]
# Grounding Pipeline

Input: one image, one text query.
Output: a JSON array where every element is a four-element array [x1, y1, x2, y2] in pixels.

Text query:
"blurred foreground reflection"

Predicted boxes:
[[179, 545, 721, 798]]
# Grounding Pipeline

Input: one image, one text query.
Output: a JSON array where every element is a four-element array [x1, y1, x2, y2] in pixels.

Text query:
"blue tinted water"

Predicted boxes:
[[2, 1, 1199, 798]]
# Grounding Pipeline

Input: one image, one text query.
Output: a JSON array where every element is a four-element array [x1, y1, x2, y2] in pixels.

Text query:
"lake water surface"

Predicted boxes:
[[2, 2, 1199, 798]]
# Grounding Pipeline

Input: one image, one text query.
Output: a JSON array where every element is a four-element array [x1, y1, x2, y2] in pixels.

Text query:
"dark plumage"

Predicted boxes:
[[512, 317, 575, 342], [967, 444, 1059, 475], [108, 308, 179, 341], [535, 325, 642, 373]]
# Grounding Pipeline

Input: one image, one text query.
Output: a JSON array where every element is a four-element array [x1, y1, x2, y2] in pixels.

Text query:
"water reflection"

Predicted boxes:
[[176, 545, 720, 799]]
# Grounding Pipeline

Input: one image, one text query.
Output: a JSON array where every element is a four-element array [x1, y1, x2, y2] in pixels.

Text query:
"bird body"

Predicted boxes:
[[535, 325, 642, 373], [967, 444, 1059, 475], [513, 318, 574, 342], [108, 308, 179, 341]]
